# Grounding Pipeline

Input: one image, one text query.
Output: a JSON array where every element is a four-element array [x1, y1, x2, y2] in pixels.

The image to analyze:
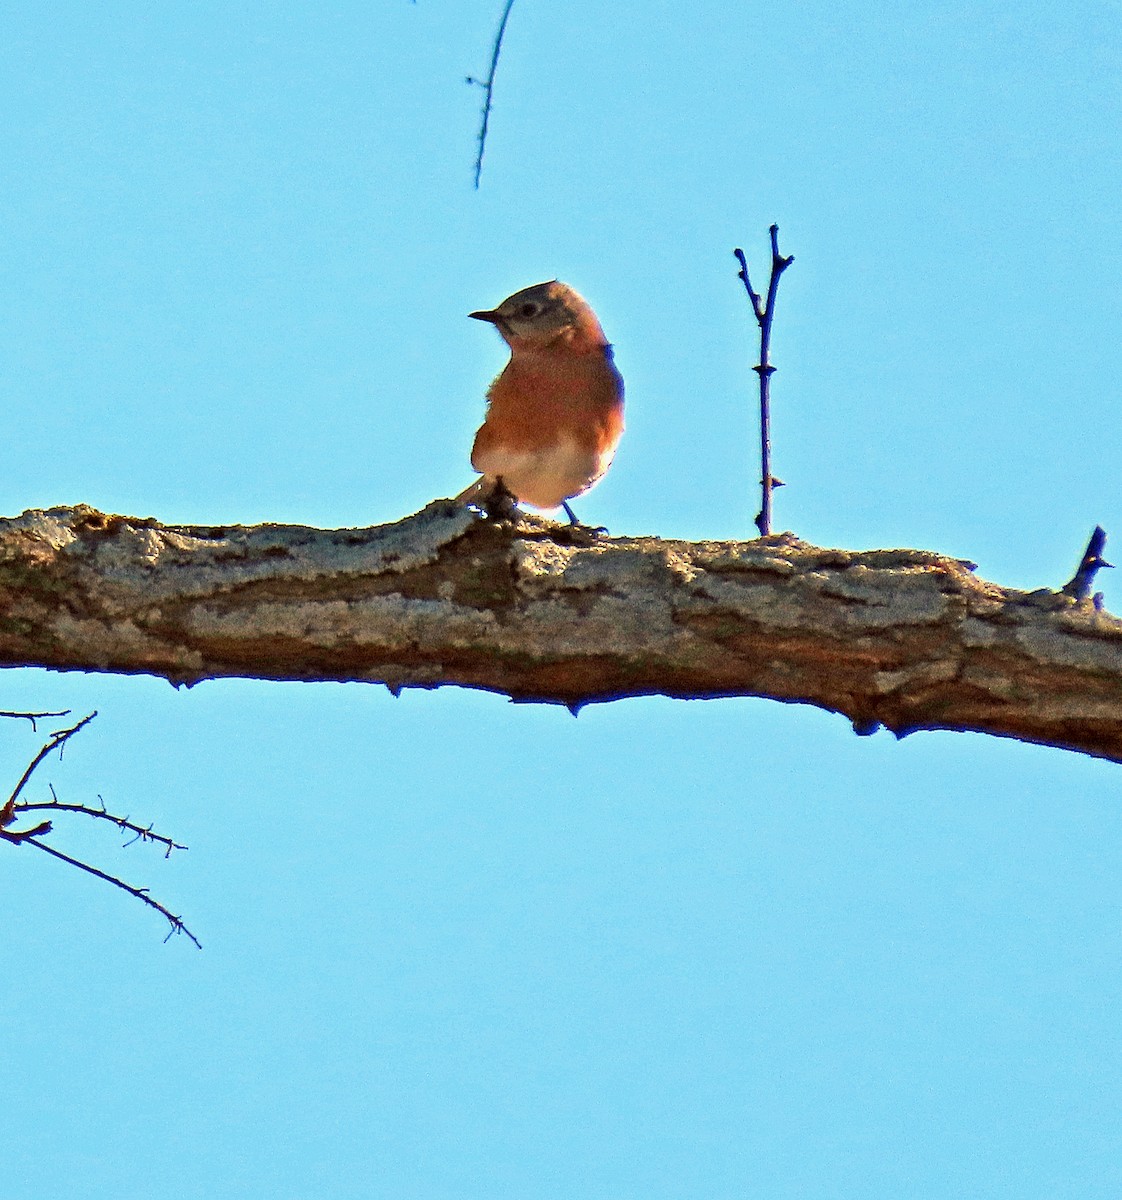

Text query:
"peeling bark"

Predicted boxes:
[[1, 502, 1120, 762]]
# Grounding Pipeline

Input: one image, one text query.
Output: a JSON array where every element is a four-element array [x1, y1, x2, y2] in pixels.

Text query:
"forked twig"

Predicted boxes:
[[734, 225, 795, 536], [467, 0, 517, 189], [5, 711, 97, 809]]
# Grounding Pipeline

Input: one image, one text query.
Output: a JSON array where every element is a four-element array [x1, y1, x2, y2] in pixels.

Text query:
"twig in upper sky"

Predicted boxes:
[[467, 0, 517, 189]]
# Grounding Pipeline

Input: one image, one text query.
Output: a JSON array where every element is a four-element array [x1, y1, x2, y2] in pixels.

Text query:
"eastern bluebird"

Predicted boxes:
[[457, 281, 625, 524]]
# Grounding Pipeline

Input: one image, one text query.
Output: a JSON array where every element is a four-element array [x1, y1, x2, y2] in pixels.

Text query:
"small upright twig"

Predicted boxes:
[[467, 0, 517, 189], [1062, 526, 1113, 602], [734, 225, 795, 536]]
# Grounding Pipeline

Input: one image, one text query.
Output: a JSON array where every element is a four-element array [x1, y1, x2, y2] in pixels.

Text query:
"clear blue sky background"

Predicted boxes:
[[2, 3, 1120, 1197]]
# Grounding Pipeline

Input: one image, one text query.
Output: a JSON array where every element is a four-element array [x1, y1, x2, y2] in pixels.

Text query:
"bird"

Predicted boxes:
[[457, 281, 624, 525]]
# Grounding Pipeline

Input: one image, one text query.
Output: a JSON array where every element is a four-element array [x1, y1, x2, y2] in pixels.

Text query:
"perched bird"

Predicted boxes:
[[458, 281, 625, 524]]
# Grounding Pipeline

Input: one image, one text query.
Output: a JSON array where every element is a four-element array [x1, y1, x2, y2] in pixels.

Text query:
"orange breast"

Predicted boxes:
[[473, 346, 624, 458]]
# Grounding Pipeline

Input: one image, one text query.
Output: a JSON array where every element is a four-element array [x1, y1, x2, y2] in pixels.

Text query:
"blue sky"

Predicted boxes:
[[1, 3, 1120, 1197]]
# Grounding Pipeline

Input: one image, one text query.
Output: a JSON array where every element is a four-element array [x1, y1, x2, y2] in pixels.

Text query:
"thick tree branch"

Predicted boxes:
[[1, 504, 1120, 762]]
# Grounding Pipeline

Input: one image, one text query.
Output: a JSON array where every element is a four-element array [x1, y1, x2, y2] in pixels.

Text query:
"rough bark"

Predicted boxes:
[[0, 503, 1119, 762]]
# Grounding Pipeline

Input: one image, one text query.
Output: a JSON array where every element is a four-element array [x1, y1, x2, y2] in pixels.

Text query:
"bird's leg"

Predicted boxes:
[[560, 501, 607, 536]]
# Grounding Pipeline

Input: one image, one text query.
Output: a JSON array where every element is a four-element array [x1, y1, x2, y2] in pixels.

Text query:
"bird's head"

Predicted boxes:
[[469, 281, 607, 350]]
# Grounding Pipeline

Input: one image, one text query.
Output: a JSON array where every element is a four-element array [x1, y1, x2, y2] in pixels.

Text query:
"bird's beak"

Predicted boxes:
[[469, 308, 500, 323]]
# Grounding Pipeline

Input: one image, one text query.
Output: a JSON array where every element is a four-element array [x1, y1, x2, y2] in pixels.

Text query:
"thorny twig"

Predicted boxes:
[[1062, 525, 1113, 604], [19, 784, 187, 857], [734, 225, 795, 536], [0, 711, 199, 948], [24, 837, 201, 949], [467, 0, 517, 189]]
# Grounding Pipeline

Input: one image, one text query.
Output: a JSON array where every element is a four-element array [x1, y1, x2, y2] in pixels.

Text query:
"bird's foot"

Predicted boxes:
[[560, 501, 607, 536]]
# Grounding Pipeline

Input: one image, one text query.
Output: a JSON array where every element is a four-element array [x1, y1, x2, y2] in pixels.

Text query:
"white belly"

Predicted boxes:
[[475, 436, 616, 510]]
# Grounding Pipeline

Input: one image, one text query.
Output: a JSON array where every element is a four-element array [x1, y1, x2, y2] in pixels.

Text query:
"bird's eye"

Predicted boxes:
[[518, 302, 540, 318]]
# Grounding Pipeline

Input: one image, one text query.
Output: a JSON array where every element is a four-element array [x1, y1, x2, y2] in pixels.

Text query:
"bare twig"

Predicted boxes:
[[1062, 526, 1113, 602], [0, 708, 70, 732], [5, 711, 96, 809], [467, 0, 517, 189], [0, 710, 198, 947], [18, 784, 186, 858], [22, 837, 201, 949], [0, 818, 52, 841], [734, 225, 795, 536]]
